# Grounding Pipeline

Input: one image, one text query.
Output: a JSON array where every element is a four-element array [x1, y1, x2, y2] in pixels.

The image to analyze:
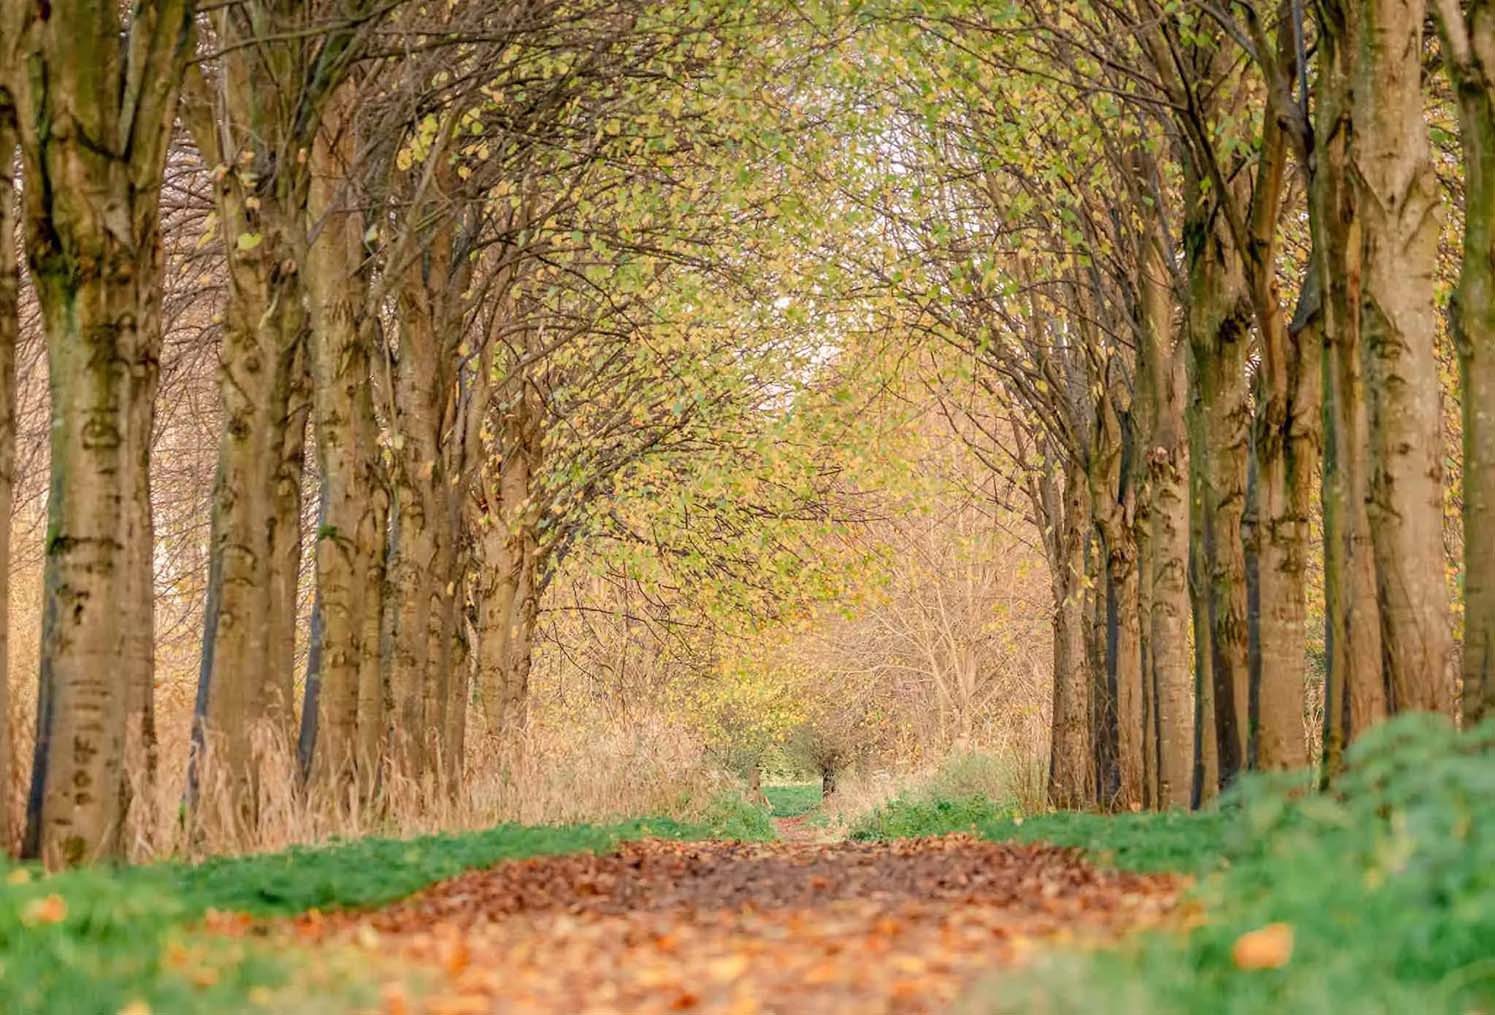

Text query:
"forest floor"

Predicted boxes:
[[7, 719, 1488, 1014], [276, 834, 1182, 1015], [255, 784, 1185, 1013]]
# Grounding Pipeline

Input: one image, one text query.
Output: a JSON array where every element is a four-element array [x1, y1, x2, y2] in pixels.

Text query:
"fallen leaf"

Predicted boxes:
[[1233, 922, 1294, 970], [23, 894, 67, 926]]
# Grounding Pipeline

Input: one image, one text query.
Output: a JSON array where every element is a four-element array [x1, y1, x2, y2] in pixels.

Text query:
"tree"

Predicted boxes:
[[5, 0, 193, 867]]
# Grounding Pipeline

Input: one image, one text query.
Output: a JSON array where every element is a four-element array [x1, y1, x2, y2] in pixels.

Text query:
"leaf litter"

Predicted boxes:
[[268, 835, 1182, 1014]]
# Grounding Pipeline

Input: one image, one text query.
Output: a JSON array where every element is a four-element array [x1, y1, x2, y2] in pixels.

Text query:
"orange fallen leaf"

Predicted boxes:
[[23, 894, 68, 926], [1233, 922, 1294, 970]]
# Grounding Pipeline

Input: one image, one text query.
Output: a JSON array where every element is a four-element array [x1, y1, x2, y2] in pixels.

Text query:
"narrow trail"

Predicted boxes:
[[283, 835, 1181, 1014]]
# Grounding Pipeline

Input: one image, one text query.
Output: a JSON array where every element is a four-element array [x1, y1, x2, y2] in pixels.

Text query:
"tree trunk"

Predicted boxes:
[[1133, 419, 1159, 810], [1353, 0, 1456, 716], [0, 118, 16, 853], [1433, 0, 1495, 726], [190, 172, 310, 834], [302, 89, 384, 802], [1185, 209, 1252, 787], [1253, 274, 1321, 771], [1137, 226, 1194, 809], [478, 380, 543, 744], [443, 572, 474, 798], [1188, 437, 1219, 806], [1316, 2, 1389, 775], [1046, 463, 1093, 810], [1091, 397, 1142, 810], [12, 1, 189, 866]]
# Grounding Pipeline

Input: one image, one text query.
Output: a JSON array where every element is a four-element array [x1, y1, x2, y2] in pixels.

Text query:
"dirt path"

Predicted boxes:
[[284, 835, 1180, 1014]]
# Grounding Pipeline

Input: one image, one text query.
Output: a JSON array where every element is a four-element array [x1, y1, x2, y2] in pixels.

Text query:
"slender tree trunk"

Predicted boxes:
[[1137, 225, 1194, 809], [1091, 397, 1143, 810], [1253, 275, 1321, 771], [119, 258, 162, 859], [443, 570, 473, 798], [1316, 3, 1389, 774], [1133, 425, 1159, 810], [1188, 432, 1219, 806], [1354, 0, 1456, 716], [1433, 0, 1495, 725], [1046, 463, 1094, 810], [478, 382, 543, 743], [190, 188, 309, 832], [0, 119, 16, 852], [302, 89, 383, 802], [1185, 211, 1252, 786]]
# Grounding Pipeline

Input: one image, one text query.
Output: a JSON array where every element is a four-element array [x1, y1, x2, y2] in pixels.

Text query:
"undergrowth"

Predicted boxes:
[[957, 715, 1495, 1014], [0, 811, 752, 1015]]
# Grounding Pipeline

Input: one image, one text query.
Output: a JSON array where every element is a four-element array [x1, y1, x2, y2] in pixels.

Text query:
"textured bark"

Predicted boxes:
[[1044, 463, 1093, 810], [11, 0, 190, 867], [1091, 395, 1143, 811], [1229, 69, 1319, 773], [302, 88, 385, 801], [443, 571, 474, 798], [1085, 529, 1114, 804], [0, 116, 16, 852], [1353, 0, 1456, 716], [1133, 398, 1159, 810], [1187, 431, 1219, 806], [1313, 7, 1388, 775], [477, 381, 544, 743], [185, 27, 314, 831], [1136, 226, 1194, 809], [1183, 201, 1252, 788], [1433, 0, 1495, 725], [385, 210, 474, 783], [1253, 281, 1320, 770]]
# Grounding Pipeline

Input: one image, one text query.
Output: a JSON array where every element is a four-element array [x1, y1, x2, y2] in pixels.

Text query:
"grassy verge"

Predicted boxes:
[[857, 716, 1495, 1014], [851, 796, 1228, 874], [764, 782, 822, 819], [1, 804, 765, 1015]]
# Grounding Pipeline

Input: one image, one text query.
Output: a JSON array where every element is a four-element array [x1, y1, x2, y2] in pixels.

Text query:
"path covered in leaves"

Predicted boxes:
[[286, 836, 1181, 1014]]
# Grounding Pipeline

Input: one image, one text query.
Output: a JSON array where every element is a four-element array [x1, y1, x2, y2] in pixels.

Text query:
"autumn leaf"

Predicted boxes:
[[1232, 922, 1294, 970]]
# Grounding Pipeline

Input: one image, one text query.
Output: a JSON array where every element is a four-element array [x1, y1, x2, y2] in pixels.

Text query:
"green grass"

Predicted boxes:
[[0, 811, 750, 1015], [764, 782, 822, 819], [852, 796, 1228, 874], [947, 715, 1495, 1015]]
